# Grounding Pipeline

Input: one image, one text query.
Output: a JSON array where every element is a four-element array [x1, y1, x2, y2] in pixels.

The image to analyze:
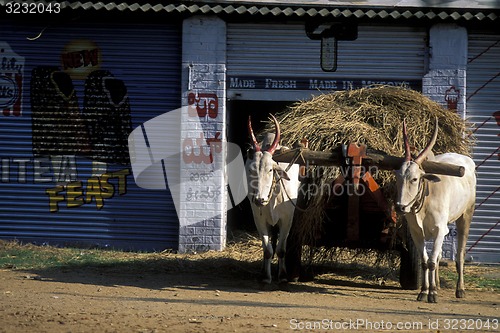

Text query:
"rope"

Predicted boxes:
[[277, 175, 308, 213], [271, 147, 308, 212], [410, 179, 427, 214], [284, 149, 304, 172]]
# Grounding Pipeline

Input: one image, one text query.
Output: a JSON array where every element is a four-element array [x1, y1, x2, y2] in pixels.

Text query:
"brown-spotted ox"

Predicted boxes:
[[245, 115, 300, 284], [394, 118, 476, 303]]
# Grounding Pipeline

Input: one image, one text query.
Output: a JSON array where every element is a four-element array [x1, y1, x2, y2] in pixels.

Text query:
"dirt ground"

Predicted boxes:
[[0, 241, 499, 333]]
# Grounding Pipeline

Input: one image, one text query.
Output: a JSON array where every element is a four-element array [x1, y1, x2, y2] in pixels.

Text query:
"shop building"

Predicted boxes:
[[0, 1, 498, 262]]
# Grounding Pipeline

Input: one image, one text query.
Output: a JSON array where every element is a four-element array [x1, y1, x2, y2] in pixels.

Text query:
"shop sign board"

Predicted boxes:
[[228, 75, 422, 92]]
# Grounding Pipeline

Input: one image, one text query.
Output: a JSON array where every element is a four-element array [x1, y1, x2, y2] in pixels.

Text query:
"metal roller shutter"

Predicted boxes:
[[466, 31, 500, 263], [227, 23, 426, 100], [0, 19, 181, 251]]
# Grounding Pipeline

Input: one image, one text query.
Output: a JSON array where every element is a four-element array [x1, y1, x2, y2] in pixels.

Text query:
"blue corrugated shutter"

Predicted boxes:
[[466, 31, 500, 263], [227, 23, 426, 100], [0, 19, 181, 251]]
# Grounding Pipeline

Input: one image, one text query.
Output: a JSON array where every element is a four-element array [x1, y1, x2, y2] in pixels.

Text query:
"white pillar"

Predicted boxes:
[[423, 23, 467, 119], [422, 23, 468, 261], [178, 16, 227, 253]]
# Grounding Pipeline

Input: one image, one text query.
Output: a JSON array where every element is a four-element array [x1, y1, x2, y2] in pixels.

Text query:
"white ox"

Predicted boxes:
[[245, 115, 300, 284], [395, 118, 476, 303]]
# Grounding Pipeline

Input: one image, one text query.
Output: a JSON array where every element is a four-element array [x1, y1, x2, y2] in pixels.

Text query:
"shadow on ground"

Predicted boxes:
[[18, 253, 404, 296]]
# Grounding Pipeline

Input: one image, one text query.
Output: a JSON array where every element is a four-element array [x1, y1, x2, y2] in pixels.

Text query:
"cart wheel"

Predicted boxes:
[[399, 221, 422, 290]]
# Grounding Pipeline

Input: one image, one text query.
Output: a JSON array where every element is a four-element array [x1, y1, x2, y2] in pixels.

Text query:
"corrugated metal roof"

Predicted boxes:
[[49, 1, 499, 21], [197, 1, 500, 10]]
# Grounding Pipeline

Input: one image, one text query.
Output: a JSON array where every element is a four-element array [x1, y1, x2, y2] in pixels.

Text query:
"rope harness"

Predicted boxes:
[[409, 178, 427, 214], [253, 148, 308, 213], [275, 147, 308, 212], [277, 175, 308, 212]]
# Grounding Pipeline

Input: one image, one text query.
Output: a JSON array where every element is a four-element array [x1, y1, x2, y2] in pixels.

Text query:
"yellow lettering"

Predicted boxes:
[[66, 181, 84, 208], [111, 169, 130, 195], [99, 173, 114, 199], [46, 169, 130, 212], [46, 185, 65, 213], [85, 177, 104, 209]]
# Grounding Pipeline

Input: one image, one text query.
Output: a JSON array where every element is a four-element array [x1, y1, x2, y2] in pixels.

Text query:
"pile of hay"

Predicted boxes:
[[268, 85, 472, 158], [260, 85, 474, 248]]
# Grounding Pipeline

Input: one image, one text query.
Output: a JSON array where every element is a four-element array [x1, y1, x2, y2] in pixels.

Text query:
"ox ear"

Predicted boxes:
[[273, 163, 290, 181], [422, 173, 441, 183]]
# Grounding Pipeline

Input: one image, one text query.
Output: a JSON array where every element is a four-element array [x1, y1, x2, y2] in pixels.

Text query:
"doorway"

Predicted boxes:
[[226, 99, 294, 236]]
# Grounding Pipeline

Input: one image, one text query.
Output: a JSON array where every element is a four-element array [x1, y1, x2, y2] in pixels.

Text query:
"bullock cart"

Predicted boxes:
[[255, 86, 473, 289], [272, 141, 465, 290]]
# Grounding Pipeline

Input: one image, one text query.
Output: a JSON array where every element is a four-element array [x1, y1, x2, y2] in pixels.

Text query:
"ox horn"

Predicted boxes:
[[267, 114, 281, 155], [248, 116, 261, 152], [402, 119, 412, 162], [415, 117, 439, 165]]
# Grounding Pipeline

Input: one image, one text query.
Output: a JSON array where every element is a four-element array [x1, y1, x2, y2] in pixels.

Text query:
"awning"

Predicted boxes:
[[58, 1, 499, 21]]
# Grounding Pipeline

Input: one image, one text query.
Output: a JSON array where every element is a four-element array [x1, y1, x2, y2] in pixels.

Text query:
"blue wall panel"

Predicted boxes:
[[0, 19, 181, 251]]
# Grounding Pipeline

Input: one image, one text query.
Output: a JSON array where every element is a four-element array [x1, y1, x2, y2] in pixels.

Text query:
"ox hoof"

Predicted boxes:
[[278, 272, 288, 284], [427, 294, 438, 303], [259, 271, 272, 285], [417, 292, 427, 302], [456, 290, 465, 298], [261, 278, 272, 284]]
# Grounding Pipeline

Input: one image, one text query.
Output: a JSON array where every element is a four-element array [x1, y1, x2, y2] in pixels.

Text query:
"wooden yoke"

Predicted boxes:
[[273, 146, 465, 177]]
